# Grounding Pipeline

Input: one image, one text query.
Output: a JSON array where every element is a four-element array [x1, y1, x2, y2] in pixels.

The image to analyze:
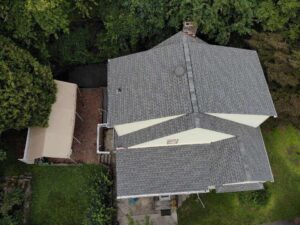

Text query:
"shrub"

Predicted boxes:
[[0, 186, 24, 225], [238, 187, 269, 207], [0, 35, 56, 133], [83, 166, 114, 225]]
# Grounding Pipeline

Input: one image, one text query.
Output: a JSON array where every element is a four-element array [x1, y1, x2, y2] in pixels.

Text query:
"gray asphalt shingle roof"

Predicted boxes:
[[109, 31, 276, 197], [115, 113, 273, 197], [116, 138, 246, 197], [107, 43, 192, 126], [107, 32, 276, 126]]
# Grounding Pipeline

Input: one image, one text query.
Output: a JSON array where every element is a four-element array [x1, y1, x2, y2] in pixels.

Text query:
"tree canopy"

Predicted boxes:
[[247, 32, 300, 126], [0, 0, 300, 131], [0, 35, 56, 133]]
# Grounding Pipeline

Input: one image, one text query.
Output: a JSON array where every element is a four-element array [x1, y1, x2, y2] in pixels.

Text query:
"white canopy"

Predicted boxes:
[[20, 80, 77, 164]]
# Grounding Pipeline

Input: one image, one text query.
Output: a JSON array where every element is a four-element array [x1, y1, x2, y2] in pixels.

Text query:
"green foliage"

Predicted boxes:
[[0, 187, 24, 225], [256, 0, 300, 41], [0, 0, 101, 60], [49, 27, 101, 66], [0, 0, 71, 59], [238, 188, 269, 207], [168, 0, 256, 44], [127, 215, 154, 225], [0, 35, 56, 133], [246, 32, 300, 126], [97, 0, 167, 58], [83, 167, 114, 225], [29, 165, 109, 225], [1, 0, 300, 66], [97, 0, 258, 57]]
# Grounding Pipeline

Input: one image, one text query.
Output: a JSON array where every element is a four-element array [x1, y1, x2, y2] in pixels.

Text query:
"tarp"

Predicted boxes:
[[20, 80, 77, 164]]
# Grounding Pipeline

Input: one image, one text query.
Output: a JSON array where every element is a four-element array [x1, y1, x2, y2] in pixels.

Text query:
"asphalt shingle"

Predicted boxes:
[[116, 138, 246, 197]]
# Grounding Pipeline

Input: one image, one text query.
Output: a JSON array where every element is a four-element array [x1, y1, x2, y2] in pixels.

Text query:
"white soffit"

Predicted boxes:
[[128, 128, 235, 149], [207, 113, 269, 127], [114, 114, 184, 136]]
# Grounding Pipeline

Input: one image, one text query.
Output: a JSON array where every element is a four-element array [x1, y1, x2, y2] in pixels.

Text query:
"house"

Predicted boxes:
[[105, 24, 277, 224], [106, 25, 277, 202]]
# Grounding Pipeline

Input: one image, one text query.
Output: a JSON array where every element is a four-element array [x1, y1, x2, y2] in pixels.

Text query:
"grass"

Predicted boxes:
[[178, 124, 300, 225], [28, 165, 98, 225], [0, 131, 108, 225]]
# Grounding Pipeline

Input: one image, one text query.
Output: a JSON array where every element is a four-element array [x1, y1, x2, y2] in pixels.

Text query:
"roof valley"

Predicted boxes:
[[182, 34, 201, 126]]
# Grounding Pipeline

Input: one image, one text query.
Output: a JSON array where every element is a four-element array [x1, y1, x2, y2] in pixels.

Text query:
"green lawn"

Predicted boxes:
[[28, 165, 98, 225], [0, 132, 108, 225], [1, 161, 105, 225], [178, 124, 300, 225]]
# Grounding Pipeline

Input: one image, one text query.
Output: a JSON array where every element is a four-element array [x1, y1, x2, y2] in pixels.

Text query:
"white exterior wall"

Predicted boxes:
[[207, 113, 269, 127], [129, 128, 235, 149], [114, 114, 183, 136]]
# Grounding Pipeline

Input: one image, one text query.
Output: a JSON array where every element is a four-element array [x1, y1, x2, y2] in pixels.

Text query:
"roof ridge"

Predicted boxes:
[[182, 34, 202, 128], [182, 34, 200, 114]]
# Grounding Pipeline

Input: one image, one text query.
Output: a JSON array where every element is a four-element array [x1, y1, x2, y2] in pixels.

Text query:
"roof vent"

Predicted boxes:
[[174, 66, 185, 77], [183, 21, 198, 37], [117, 87, 122, 93]]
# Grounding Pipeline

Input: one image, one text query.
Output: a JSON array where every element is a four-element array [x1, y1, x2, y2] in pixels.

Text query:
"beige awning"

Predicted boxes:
[[20, 80, 77, 164]]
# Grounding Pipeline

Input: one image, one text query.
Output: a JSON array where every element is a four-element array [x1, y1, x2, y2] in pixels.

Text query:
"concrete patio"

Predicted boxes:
[[117, 196, 187, 225]]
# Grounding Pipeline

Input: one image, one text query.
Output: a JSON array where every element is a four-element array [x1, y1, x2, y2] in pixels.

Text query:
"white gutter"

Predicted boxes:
[[117, 189, 210, 199]]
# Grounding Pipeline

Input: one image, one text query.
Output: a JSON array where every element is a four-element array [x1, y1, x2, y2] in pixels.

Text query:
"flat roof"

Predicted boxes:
[[21, 80, 77, 163]]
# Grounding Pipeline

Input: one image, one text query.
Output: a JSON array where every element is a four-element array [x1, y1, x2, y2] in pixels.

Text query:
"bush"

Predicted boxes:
[[0, 35, 56, 133], [238, 187, 269, 207], [0, 186, 24, 225], [83, 166, 114, 225]]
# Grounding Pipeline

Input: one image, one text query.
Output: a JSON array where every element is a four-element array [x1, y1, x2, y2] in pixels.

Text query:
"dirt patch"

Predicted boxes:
[[71, 88, 103, 164]]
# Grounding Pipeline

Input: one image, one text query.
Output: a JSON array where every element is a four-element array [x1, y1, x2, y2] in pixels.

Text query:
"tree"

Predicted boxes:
[[0, 0, 71, 59], [97, 0, 261, 57], [168, 0, 256, 44], [246, 32, 300, 126], [97, 0, 168, 58], [0, 0, 99, 60], [0, 35, 56, 133], [255, 0, 300, 41]]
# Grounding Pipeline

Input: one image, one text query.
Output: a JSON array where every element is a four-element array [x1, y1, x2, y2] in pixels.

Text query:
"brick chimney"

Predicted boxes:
[[183, 21, 198, 37]]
